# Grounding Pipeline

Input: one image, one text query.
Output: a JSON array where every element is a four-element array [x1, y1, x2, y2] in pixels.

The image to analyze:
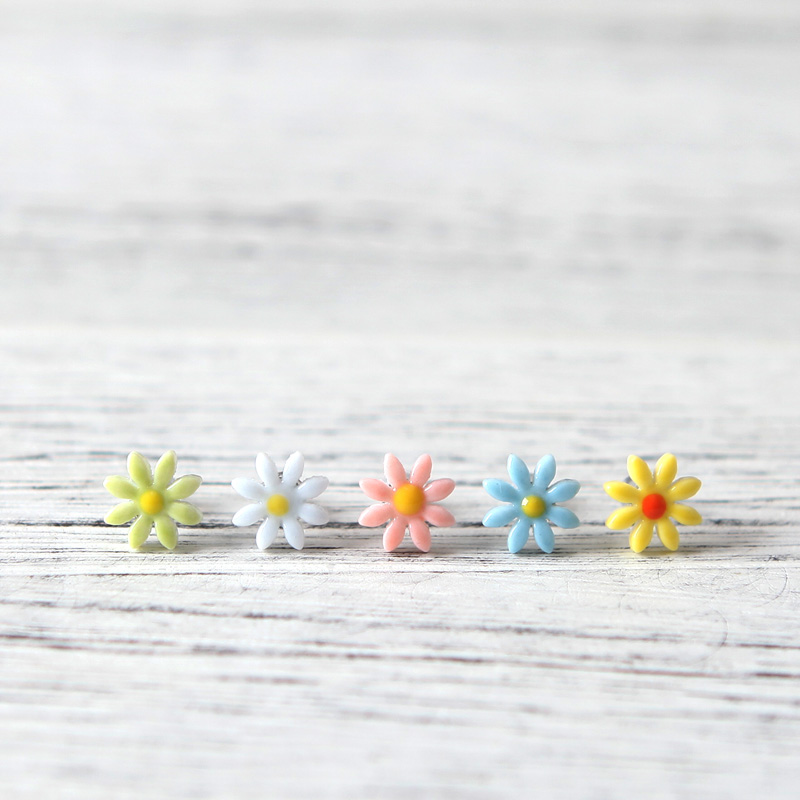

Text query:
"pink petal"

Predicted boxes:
[[383, 517, 407, 551], [358, 503, 395, 528], [408, 519, 431, 552], [410, 454, 432, 486], [360, 478, 393, 502], [424, 478, 455, 502], [384, 453, 407, 489], [423, 504, 455, 527]]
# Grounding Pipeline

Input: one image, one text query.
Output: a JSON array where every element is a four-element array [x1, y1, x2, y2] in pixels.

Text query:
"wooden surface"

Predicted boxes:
[[1, 1, 800, 797]]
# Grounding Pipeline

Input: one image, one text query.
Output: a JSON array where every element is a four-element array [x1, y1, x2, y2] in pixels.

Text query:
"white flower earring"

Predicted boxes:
[[232, 452, 329, 550]]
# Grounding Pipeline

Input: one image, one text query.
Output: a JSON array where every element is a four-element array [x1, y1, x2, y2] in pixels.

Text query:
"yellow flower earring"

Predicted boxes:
[[604, 453, 701, 553], [104, 451, 203, 550]]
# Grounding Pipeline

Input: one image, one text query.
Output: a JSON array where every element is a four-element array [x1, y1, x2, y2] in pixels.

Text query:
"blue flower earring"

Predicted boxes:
[[482, 454, 580, 553]]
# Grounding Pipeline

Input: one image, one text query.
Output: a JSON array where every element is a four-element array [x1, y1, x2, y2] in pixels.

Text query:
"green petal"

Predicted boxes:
[[166, 474, 202, 501], [155, 515, 178, 550], [104, 475, 138, 500], [105, 501, 138, 525], [127, 452, 153, 488], [129, 515, 153, 548], [168, 501, 202, 526], [153, 450, 177, 489]]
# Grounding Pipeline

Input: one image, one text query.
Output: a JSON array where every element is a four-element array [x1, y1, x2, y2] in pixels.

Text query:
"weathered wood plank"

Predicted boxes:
[[1, 330, 799, 798]]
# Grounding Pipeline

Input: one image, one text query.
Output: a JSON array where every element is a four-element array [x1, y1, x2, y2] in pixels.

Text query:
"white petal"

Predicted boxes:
[[282, 452, 304, 486], [298, 502, 328, 525], [282, 517, 305, 550], [232, 477, 268, 501], [256, 453, 280, 491], [232, 502, 265, 527], [295, 475, 329, 500], [256, 517, 279, 550]]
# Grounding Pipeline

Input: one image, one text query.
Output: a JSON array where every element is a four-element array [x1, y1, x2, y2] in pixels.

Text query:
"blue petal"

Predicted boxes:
[[547, 505, 580, 529], [483, 504, 520, 528], [508, 518, 531, 553], [533, 519, 555, 553], [507, 454, 532, 492], [546, 479, 580, 503], [483, 479, 521, 503], [533, 454, 557, 489]]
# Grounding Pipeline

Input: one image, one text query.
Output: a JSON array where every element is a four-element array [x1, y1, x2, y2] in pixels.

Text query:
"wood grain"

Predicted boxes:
[[1, 1, 799, 797]]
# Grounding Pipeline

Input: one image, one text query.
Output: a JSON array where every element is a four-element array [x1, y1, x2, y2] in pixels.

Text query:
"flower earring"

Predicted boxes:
[[231, 452, 329, 550], [359, 454, 455, 553], [482, 454, 580, 553], [104, 451, 203, 550], [604, 453, 702, 552]]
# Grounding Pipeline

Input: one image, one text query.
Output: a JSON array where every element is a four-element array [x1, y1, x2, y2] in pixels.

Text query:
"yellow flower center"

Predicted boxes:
[[521, 495, 546, 518], [267, 494, 290, 517], [393, 483, 425, 516], [139, 489, 164, 516]]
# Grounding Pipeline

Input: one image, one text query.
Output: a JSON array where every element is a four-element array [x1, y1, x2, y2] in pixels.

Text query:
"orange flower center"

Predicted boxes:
[[393, 483, 425, 516], [642, 493, 667, 520]]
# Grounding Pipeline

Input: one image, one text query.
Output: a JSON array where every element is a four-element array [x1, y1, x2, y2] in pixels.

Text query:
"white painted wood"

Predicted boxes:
[[1, 1, 799, 797]]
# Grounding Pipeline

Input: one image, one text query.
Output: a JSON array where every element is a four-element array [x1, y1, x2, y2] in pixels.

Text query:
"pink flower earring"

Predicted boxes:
[[358, 454, 455, 552]]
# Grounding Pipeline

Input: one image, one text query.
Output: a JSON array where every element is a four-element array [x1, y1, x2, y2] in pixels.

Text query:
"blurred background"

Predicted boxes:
[[1, 1, 799, 798], [1, 0, 798, 343]]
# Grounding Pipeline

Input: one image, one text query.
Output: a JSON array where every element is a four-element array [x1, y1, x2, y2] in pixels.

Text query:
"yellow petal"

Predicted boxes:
[[603, 481, 640, 504], [153, 450, 177, 489], [627, 455, 653, 490], [654, 453, 677, 490], [630, 519, 654, 552], [105, 501, 138, 525], [657, 518, 680, 550], [671, 503, 702, 526], [129, 515, 153, 548], [667, 477, 702, 501], [127, 451, 153, 488], [168, 501, 202, 526], [166, 474, 202, 501], [104, 475, 138, 500], [605, 505, 642, 530], [155, 515, 178, 550]]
